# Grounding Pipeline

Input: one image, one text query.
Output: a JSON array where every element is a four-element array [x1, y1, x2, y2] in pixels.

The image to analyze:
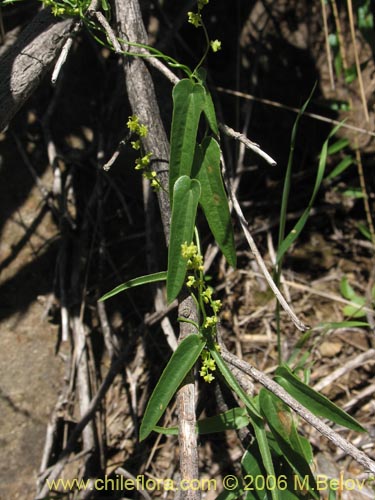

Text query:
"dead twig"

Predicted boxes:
[[222, 154, 307, 332], [35, 354, 127, 499], [219, 123, 277, 166], [312, 349, 375, 393]]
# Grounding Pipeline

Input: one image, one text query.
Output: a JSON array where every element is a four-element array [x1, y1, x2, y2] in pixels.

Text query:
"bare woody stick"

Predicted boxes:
[[113, 1, 200, 498], [0, 9, 75, 131]]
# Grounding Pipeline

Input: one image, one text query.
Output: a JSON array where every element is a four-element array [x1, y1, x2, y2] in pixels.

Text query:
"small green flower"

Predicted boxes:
[[186, 275, 196, 288], [200, 350, 216, 383], [127, 115, 139, 132], [135, 152, 152, 170], [203, 373, 214, 383], [131, 140, 141, 150], [210, 40, 222, 52], [198, 0, 209, 8], [181, 242, 198, 260], [138, 124, 148, 137], [204, 316, 217, 328], [187, 11, 202, 28], [151, 179, 160, 190], [212, 299, 222, 313], [202, 287, 213, 303]]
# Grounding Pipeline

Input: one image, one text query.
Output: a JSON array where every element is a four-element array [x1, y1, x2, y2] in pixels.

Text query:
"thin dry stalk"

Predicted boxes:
[[320, 0, 335, 90], [113, 1, 199, 496], [346, 0, 369, 122], [223, 155, 307, 332], [313, 349, 375, 392], [216, 87, 375, 138]]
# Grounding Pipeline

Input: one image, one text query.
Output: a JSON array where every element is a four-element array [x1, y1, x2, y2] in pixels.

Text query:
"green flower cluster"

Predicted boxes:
[[181, 241, 222, 383], [199, 350, 216, 383], [181, 242, 204, 272], [42, 0, 89, 17], [187, 0, 221, 53], [126, 116, 160, 190]]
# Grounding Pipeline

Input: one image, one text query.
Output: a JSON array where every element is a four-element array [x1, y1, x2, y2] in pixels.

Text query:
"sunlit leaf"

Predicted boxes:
[[259, 390, 317, 498], [275, 365, 366, 432], [167, 175, 201, 303], [139, 334, 205, 441], [169, 79, 205, 202], [192, 138, 236, 267], [154, 407, 251, 435], [99, 271, 167, 301], [210, 350, 278, 500]]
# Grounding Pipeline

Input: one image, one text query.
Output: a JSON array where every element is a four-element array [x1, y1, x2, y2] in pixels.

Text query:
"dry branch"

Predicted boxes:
[[113, 1, 200, 496], [0, 9, 75, 131]]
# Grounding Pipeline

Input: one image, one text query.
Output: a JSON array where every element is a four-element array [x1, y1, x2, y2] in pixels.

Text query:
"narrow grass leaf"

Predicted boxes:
[[327, 137, 349, 155], [343, 302, 366, 318], [192, 138, 236, 267], [169, 79, 205, 201], [357, 222, 372, 241], [275, 365, 366, 432], [167, 176, 201, 303], [318, 321, 369, 329], [139, 334, 205, 441], [340, 276, 357, 299], [326, 156, 354, 180], [277, 122, 343, 263], [99, 271, 167, 301], [277, 85, 316, 261]]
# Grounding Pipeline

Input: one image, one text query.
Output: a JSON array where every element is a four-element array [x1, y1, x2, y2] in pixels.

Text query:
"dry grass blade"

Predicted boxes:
[[216, 86, 375, 138]]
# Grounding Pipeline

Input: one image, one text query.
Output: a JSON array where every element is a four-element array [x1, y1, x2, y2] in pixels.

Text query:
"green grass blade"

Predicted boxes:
[[169, 79, 205, 202], [192, 137, 236, 267], [325, 156, 354, 180], [277, 122, 343, 263], [327, 137, 349, 155], [167, 175, 201, 303], [139, 334, 205, 441], [99, 271, 167, 301], [275, 365, 366, 432], [277, 85, 316, 260], [317, 321, 369, 329]]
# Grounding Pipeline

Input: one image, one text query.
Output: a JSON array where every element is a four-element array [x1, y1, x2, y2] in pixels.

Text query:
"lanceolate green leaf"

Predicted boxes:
[[166, 176, 201, 303], [154, 407, 250, 435], [99, 271, 167, 301], [192, 138, 236, 268], [275, 365, 366, 432], [203, 88, 219, 135], [169, 79, 205, 202], [210, 349, 278, 500], [259, 390, 318, 499], [139, 334, 205, 441]]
